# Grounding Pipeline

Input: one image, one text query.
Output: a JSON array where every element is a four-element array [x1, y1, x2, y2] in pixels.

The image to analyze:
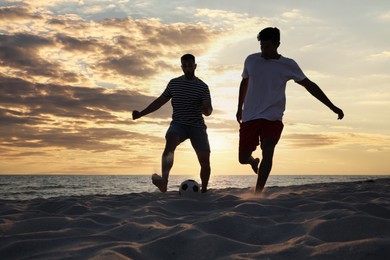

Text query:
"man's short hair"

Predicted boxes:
[[257, 27, 280, 43], [181, 54, 195, 63]]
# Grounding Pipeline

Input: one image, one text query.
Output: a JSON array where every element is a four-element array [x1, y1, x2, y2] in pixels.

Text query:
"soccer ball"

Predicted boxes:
[[179, 179, 200, 197]]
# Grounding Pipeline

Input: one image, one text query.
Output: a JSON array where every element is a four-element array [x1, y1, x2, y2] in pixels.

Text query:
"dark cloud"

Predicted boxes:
[[0, 115, 164, 153], [47, 18, 67, 25], [0, 5, 220, 155], [0, 33, 51, 48], [98, 55, 154, 77], [96, 55, 174, 77], [0, 108, 48, 125], [92, 17, 219, 78], [0, 75, 172, 121], [1, 9, 220, 81], [55, 34, 99, 52], [0, 33, 81, 81], [99, 17, 218, 47], [1, 124, 131, 151], [149, 24, 214, 46], [0, 110, 164, 152], [8, 151, 48, 157], [0, 75, 171, 151], [0, 5, 42, 21]]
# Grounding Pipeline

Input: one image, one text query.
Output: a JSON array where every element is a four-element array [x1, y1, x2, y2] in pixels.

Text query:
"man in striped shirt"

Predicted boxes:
[[133, 54, 213, 193]]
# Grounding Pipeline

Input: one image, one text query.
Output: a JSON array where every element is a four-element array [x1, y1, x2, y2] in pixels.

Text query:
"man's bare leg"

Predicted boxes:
[[239, 151, 260, 174], [196, 151, 211, 193], [152, 134, 180, 192], [255, 138, 276, 193]]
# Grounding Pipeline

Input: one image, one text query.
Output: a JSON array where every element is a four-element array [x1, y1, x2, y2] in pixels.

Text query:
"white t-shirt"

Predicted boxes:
[[241, 53, 306, 122]]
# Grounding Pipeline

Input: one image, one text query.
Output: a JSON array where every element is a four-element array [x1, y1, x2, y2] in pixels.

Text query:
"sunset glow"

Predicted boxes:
[[1, 0, 389, 175]]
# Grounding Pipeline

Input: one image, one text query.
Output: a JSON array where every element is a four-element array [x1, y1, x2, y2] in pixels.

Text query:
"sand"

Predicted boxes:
[[1, 178, 389, 260]]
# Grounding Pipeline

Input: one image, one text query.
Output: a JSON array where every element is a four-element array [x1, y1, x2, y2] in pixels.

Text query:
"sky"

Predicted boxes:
[[0, 0, 389, 176]]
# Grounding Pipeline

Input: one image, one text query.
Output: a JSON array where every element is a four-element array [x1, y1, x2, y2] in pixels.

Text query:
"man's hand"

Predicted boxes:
[[201, 100, 213, 116], [132, 110, 142, 120], [332, 106, 344, 120], [236, 109, 242, 124]]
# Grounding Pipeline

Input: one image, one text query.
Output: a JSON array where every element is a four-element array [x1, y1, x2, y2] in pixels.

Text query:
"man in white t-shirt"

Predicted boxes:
[[236, 27, 344, 193]]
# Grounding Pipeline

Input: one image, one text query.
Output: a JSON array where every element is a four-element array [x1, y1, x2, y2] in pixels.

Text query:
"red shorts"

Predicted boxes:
[[239, 119, 284, 151]]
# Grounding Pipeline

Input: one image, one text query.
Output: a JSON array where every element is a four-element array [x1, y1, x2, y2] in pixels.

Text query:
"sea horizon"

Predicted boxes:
[[1, 174, 388, 201]]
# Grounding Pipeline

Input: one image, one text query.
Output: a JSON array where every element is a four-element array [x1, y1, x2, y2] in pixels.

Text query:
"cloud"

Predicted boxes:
[[283, 133, 341, 148], [96, 55, 165, 78], [367, 51, 390, 61], [283, 132, 390, 154], [6, 0, 81, 8], [0, 74, 172, 152], [194, 8, 267, 35], [96, 17, 220, 55], [0, 33, 82, 82], [0, 116, 163, 153], [1, 4, 224, 90], [0, 5, 42, 20], [0, 75, 172, 120], [0, 1, 389, 175], [0, 4, 222, 157], [55, 34, 99, 52], [1, 125, 126, 151], [282, 9, 303, 19]]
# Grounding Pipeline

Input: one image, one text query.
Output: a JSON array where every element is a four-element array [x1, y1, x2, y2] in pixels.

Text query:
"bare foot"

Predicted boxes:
[[251, 158, 260, 174], [152, 173, 168, 192]]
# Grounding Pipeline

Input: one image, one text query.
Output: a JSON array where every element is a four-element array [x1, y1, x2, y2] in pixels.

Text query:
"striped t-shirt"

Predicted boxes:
[[162, 76, 211, 128]]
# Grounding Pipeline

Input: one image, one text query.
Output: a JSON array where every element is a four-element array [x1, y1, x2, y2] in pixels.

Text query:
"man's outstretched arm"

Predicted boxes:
[[297, 78, 344, 120], [133, 94, 170, 120], [236, 77, 249, 123]]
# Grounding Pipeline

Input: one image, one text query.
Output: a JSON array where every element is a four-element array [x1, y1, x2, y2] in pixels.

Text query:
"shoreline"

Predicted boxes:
[[1, 174, 388, 201]]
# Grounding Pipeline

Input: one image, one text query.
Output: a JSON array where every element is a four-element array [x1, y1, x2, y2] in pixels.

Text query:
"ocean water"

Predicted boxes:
[[0, 174, 388, 201]]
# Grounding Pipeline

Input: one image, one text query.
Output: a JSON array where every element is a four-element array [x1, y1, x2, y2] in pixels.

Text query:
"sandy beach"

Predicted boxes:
[[1, 178, 389, 260]]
